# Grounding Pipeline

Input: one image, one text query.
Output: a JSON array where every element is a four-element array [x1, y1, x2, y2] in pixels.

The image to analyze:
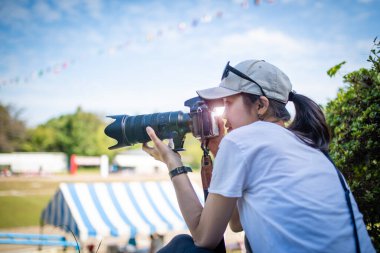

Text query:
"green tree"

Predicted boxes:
[[24, 107, 116, 157], [0, 103, 27, 152], [325, 38, 380, 249]]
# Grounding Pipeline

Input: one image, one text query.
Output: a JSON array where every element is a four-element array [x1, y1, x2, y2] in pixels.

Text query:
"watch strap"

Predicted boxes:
[[169, 166, 192, 179]]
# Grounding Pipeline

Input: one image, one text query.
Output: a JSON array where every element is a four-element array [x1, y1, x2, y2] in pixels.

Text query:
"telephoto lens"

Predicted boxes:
[[104, 111, 192, 151]]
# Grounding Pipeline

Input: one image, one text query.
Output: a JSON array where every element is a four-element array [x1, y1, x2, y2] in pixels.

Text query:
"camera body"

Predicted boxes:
[[184, 96, 219, 140], [104, 96, 220, 151]]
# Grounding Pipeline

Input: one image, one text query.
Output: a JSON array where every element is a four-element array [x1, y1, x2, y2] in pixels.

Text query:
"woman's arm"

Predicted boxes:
[[143, 126, 237, 249], [171, 173, 237, 248], [229, 205, 243, 232]]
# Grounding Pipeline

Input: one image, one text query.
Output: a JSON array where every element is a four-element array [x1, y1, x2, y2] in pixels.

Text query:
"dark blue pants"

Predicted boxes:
[[157, 234, 215, 253]]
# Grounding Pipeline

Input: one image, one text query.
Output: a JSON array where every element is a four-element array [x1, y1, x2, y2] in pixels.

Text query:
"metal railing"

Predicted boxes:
[[0, 232, 80, 251]]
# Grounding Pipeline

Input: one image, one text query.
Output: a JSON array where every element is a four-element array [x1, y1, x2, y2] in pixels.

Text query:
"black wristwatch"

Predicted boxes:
[[169, 166, 192, 179]]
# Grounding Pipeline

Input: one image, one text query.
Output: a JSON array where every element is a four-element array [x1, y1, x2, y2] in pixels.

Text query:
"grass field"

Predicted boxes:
[[0, 179, 59, 228], [0, 195, 51, 228]]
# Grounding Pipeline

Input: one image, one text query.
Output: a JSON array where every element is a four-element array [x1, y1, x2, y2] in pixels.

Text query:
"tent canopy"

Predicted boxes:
[[41, 181, 204, 241]]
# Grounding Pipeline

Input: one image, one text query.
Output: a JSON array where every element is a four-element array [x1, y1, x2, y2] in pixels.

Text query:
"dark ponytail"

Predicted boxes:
[[287, 92, 331, 152], [242, 92, 331, 152]]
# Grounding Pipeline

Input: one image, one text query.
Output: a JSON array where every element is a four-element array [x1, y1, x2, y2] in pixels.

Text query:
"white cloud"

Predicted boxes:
[[189, 27, 369, 104], [55, 0, 81, 14], [353, 11, 372, 22], [84, 0, 102, 19], [212, 27, 309, 58], [0, 1, 31, 23], [34, 0, 61, 22], [281, 0, 308, 5], [357, 0, 373, 4], [354, 39, 374, 54]]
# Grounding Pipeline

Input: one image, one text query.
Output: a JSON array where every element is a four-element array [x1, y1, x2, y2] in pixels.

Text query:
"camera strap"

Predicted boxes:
[[201, 146, 213, 194], [322, 150, 360, 253], [200, 140, 226, 253]]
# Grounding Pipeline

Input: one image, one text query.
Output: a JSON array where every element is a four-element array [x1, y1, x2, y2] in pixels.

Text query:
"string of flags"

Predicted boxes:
[[0, 0, 274, 87]]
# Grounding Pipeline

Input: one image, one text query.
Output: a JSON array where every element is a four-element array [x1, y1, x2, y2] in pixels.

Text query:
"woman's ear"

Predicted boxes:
[[257, 96, 269, 115]]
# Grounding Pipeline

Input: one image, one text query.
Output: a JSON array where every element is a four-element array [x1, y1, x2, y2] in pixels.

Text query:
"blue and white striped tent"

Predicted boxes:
[[41, 181, 204, 241]]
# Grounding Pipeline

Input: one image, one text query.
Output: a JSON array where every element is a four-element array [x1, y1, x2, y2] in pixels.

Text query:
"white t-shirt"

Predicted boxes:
[[208, 121, 375, 253]]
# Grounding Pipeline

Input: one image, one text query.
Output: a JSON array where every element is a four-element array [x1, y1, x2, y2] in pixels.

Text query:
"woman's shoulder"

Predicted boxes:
[[221, 121, 289, 150], [227, 121, 286, 139]]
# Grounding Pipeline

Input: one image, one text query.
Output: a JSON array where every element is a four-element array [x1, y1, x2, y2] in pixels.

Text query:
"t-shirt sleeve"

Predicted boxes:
[[208, 138, 247, 198]]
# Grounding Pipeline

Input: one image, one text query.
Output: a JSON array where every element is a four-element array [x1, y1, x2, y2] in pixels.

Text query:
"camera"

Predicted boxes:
[[104, 96, 221, 151]]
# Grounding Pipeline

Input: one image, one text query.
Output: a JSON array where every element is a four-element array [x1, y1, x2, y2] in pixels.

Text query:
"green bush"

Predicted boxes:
[[325, 38, 380, 250]]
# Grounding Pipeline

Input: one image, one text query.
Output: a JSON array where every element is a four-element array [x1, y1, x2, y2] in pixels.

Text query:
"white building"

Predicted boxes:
[[112, 149, 167, 174], [0, 152, 67, 174]]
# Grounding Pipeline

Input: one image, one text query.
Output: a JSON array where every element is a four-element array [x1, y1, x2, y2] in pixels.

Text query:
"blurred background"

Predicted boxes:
[[1, 0, 379, 126], [0, 0, 379, 252]]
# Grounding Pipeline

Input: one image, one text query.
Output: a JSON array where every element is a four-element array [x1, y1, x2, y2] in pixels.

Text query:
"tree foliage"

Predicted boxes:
[[23, 107, 116, 157], [325, 38, 380, 249], [0, 103, 27, 152], [327, 61, 346, 77]]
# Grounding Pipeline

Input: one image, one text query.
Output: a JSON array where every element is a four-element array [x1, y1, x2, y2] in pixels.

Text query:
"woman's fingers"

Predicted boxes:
[[215, 116, 225, 136], [143, 127, 183, 170], [142, 142, 158, 159], [143, 127, 171, 162], [146, 126, 160, 144], [142, 142, 153, 153], [146, 127, 168, 149]]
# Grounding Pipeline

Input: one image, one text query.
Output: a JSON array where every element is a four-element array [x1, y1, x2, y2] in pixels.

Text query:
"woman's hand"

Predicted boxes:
[[142, 126, 183, 171], [207, 116, 226, 157]]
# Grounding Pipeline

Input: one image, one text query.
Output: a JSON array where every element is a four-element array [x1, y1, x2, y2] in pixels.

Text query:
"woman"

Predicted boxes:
[[143, 60, 375, 253]]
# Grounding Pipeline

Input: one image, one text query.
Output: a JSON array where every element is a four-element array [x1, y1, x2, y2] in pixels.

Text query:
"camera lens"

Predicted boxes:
[[105, 111, 191, 150]]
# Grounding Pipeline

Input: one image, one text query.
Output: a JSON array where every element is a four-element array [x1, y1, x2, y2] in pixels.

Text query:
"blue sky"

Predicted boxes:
[[0, 0, 379, 127]]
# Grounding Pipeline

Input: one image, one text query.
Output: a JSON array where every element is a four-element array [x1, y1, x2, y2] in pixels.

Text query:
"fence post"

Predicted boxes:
[[70, 154, 77, 175], [100, 155, 109, 177]]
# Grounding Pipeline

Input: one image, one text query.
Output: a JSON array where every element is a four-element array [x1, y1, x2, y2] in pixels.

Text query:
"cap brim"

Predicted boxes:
[[196, 86, 240, 100]]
